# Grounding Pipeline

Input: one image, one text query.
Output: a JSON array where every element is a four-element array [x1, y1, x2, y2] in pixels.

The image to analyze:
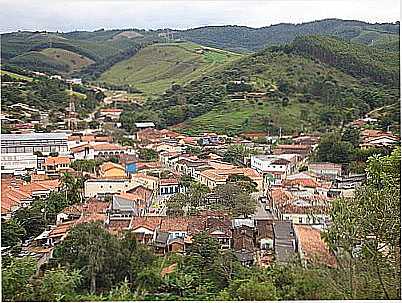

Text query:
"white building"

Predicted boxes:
[[308, 163, 342, 180], [1, 132, 69, 156], [0, 153, 38, 175], [99, 109, 123, 121], [66, 78, 82, 85], [71, 143, 133, 160], [251, 154, 299, 186], [84, 178, 140, 198]]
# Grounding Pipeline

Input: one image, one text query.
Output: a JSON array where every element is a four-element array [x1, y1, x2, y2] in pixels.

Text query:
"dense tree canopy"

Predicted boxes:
[[323, 147, 401, 299]]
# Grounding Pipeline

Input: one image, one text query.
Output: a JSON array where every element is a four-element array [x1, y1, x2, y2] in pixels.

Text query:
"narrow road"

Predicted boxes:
[[251, 191, 275, 220]]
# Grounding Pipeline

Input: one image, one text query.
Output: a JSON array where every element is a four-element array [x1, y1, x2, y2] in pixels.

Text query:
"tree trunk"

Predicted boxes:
[[90, 271, 96, 294], [349, 254, 354, 299], [374, 249, 390, 299]]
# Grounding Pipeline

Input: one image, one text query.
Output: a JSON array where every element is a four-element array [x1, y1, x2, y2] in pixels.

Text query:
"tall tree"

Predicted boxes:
[[1, 219, 26, 247], [2, 256, 36, 301], [315, 132, 354, 163], [323, 147, 401, 299], [342, 126, 361, 147], [60, 173, 83, 204], [52, 221, 121, 293]]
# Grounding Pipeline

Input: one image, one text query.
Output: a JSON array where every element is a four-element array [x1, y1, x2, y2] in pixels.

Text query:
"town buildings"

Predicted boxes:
[[251, 154, 299, 186], [1, 132, 69, 155]]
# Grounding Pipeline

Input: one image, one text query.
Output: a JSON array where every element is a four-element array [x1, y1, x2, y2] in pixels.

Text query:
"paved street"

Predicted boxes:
[[251, 191, 275, 220]]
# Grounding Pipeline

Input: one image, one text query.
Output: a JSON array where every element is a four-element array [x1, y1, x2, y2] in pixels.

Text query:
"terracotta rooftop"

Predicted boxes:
[[136, 161, 162, 170], [200, 167, 262, 182], [19, 179, 60, 195], [95, 136, 113, 142], [44, 156, 71, 166], [118, 192, 146, 202], [159, 217, 194, 232], [100, 162, 125, 173], [361, 129, 399, 140], [132, 173, 159, 182], [70, 144, 90, 153], [207, 161, 236, 170], [81, 135, 95, 142], [283, 178, 321, 188], [160, 178, 179, 186], [275, 144, 311, 150], [130, 216, 163, 231], [294, 225, 337, 268], [77, 213, 106, 224], [160, 129, 182, 138], [272, 189, 331, 215], [48, 221, 76, 238], [93, 143, 127, 151]]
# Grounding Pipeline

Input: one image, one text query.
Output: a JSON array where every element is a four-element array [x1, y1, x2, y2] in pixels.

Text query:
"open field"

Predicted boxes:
[[99, 42, 243, 95], [40, 48, 95, 72]]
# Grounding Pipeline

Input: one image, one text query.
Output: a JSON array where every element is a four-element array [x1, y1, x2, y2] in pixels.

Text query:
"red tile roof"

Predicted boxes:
[[283, 178, 321, 188], [44, 156, 71, 166], [94, 143, 127, 151], [159, 217, 193, 232], [136, 161, 162, 170], [81, 135, 95, 142], [130, 216, 163, 231], [294, 225, 337, 268], [160, 178, 179, 186]]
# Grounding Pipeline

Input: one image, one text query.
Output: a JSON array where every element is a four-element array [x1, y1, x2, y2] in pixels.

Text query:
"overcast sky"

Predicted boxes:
[[0, 0, 400, 33]]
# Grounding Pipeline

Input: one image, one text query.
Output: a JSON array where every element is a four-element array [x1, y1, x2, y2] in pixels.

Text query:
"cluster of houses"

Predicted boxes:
[[1, 120, 400, 270]]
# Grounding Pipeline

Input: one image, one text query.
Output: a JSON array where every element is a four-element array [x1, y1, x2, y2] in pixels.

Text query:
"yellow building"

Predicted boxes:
[[198, 167, 263, 190], [99, 162, 126, 178]]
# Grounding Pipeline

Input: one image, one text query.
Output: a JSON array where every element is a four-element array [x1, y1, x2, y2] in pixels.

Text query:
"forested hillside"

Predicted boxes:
[[2, 19, 399, 77], [178, 19, 400, 52], [1, 29, 161, 77], [292, 36, 400, 86], [120, 36, 399, 135]]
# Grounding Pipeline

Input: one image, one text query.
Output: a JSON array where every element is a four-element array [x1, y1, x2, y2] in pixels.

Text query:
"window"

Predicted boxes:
[[299, 217, 303, 224]]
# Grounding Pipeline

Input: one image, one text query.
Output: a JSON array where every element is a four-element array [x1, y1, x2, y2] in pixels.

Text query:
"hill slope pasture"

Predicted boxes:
[[120, 37, 399, 136], [40, 48, 95, 72], [99, 42, 243, 95]]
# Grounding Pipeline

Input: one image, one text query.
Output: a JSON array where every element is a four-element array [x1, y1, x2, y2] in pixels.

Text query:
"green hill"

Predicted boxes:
[[292, 35, 400, 86], [177, 19, 400, 52], [1, 29, 160, 76], [40, 48, 95, 72], [2, 19, 398, 77], [99, 42, 243, 95], [374, 38, 400, 52], [120, 36, 399, 136]]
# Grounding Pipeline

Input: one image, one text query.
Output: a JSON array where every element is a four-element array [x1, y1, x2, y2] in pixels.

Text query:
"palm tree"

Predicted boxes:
[[60, 173, 83, 204]]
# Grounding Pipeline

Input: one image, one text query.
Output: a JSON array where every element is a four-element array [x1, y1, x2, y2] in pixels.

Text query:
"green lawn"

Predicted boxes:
[[99, 42, 243, 95]]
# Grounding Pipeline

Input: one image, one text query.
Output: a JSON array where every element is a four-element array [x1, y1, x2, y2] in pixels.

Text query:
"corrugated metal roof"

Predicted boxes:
[[2, 132, 68, 141], [135, 122, 155, 128]]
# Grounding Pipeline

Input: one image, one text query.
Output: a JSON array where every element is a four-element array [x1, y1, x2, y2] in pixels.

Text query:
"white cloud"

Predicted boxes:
[[0, 0, 399, 33]]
